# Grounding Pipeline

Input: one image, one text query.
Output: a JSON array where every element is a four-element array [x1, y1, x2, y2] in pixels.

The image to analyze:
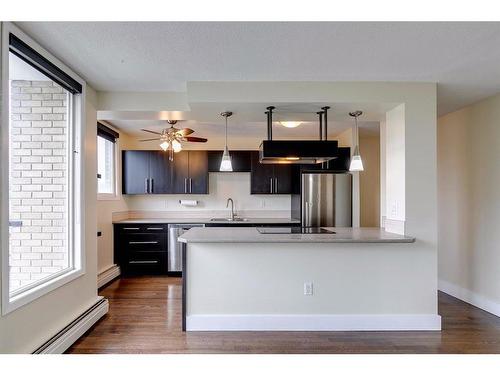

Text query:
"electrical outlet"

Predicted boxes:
[[304, 282, 313, 296]]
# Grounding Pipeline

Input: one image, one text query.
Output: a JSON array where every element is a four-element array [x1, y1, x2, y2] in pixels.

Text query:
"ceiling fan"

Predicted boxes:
[[139, 120, 207, 160]]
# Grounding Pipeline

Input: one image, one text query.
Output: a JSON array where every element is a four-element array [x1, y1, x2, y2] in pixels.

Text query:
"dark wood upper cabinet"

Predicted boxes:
[[250, 151, 296, 194], [123, 150, 208, 195], [148, 151, 173, 194], [171, 151, 189, 194], [250, 151, 275, 194], [187, 151, 208, 194], [208, 150, 253, 172], [122, 151, 150, 194]]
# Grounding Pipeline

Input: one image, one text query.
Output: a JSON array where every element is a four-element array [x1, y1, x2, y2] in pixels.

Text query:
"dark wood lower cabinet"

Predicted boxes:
[[114, 224, 168, 276]]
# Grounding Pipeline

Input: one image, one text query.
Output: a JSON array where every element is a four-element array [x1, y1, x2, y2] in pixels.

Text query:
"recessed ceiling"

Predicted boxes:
[[101, 101, 385, 139], [17, 21, 500, 116]]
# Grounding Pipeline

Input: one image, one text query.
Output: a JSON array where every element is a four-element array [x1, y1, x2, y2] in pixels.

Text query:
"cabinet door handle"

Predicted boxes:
[[129, 260, 159, 264], [151, 178, 154, 193], [147, 227, 163, 231], [270, 178, 273, 194], [128, 241, 159, 244], [145, 178, 149, 194], [184, 178, 187, 193], [123, 227, 140, 230], [275, 178, 278, 194], [189, 178, 193, 193]]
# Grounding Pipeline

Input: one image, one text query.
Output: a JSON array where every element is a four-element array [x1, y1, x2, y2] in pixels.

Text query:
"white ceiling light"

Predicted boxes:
[[279, 121, 302, 128], [172, 139, 182, 153], [220, 111, 233, 172], [160, 141, 169, 151], [349, 111, 364, 172]]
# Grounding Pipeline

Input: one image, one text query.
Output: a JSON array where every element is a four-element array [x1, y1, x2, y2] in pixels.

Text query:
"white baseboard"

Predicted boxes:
[[34, 297, 109, 354], [97, 264, 120, 288], [439, 279, 500, 317], [186, 314, 442, 331]]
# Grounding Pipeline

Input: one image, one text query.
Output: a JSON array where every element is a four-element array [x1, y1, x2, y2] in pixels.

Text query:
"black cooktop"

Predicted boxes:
[[257, 227, 335, 234]]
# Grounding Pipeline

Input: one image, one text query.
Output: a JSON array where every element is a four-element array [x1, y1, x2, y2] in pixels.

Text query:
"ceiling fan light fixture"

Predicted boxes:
[[279, 121, 302, 128], [172, 139, 182, 153], [160, 141, 169, 151]]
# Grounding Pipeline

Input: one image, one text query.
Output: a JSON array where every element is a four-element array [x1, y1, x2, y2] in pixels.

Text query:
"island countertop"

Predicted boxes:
[[113, 217, 300, 225], [178, 227, 415, 243]]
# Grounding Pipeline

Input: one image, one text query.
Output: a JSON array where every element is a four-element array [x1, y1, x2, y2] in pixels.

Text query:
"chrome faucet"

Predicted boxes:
[[226, 198, 235, 220]]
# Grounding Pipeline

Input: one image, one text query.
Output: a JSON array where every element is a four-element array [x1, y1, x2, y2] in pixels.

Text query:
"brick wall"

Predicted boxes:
[[9, 80, 69, 293]]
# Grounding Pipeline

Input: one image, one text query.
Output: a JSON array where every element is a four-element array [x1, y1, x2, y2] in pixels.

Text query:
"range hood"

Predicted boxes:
[[259, 106, 339, 164], [259, 140, 338, 164]]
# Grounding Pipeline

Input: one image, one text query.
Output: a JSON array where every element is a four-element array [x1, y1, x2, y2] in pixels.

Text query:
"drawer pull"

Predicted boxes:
[[123, 227, 140, 230], [129, 260, 159, 264], [128, 241, 159, 244], [147, 227, 163, 230]]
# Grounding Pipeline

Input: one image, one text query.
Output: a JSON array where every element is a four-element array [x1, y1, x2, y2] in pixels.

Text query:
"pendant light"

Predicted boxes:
[[349, 110, 364, 172], [220, 111, 233, 171]]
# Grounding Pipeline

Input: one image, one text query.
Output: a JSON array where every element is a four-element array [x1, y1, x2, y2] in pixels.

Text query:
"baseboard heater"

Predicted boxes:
[[33, 297, 109, 354]]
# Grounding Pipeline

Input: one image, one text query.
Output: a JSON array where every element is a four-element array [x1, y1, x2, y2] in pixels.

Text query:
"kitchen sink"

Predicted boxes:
[[210, 218, 249, 222]]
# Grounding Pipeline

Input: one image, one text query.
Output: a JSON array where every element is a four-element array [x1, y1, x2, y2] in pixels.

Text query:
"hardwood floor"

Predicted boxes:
[[66, 276, 500, 354]]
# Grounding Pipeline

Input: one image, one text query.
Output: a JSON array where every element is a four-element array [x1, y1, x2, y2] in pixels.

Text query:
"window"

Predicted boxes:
[[97, 123, 118, 198], [2, 25, 85, 314]]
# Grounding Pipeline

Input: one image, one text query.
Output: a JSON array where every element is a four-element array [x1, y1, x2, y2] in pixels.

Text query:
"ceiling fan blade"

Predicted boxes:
[[176, 128, 195, 136], [139, 138, 161, 142], [184, 136, 208, 143], [141, 129, 162, 135]]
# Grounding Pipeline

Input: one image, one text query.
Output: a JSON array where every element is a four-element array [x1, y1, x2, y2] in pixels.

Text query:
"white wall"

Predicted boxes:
[[384, 104, 406, 234], [438, 93, 500, 315], [96, 125, 128, 274]]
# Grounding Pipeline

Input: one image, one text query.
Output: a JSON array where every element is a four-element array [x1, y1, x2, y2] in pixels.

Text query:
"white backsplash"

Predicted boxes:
[[123, 172, 291, 217]]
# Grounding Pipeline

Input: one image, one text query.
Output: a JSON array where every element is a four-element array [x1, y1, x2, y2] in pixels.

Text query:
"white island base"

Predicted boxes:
[[179, 227, 441, 332]]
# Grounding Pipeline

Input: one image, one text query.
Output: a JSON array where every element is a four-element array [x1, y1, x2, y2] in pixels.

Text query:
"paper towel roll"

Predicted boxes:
[[179, 200, 198, 207]]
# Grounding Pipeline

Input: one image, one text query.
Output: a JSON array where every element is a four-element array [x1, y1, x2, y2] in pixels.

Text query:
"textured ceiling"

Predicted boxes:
[[17, 21, 500, 115]]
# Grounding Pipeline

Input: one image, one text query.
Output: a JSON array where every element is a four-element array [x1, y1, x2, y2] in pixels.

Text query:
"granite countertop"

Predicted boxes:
[[178, 227, 416, 244], [113, 217, 300, 225]]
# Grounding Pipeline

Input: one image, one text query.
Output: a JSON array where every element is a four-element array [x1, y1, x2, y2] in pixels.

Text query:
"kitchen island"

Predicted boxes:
[[178, 227, 441, 332]]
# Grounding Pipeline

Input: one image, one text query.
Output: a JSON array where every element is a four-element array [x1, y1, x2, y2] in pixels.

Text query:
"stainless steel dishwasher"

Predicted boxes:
[[167, 223, 205, 272]]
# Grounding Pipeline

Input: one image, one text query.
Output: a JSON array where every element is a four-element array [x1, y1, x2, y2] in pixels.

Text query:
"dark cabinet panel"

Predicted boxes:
[[122, 151, 150, 194], [171, 151, 189, 194], [149, 151, 173, 194], [273, 164, 292, 194], [250, 151, 275, 194], [188, 151, 208, 194], [208, 150, 253, 172]]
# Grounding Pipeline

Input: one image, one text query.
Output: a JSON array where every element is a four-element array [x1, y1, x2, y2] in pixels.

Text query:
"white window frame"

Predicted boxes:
[[97, 126, 120, 201], [1, 23, 86, 315]]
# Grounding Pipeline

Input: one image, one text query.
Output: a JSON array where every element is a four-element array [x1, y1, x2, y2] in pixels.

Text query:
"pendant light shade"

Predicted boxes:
[[220, 111, 233, 172], [349, 111, 364, 172]]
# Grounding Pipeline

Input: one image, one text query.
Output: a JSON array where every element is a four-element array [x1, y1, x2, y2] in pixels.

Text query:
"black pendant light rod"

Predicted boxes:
[[317, 111, 324, 141], [321, 106, 330, 141], [266, 106, 275, 141]]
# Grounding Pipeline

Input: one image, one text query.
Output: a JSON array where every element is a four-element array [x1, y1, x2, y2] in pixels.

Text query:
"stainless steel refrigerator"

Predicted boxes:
[[300, 173, 352, 227]]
